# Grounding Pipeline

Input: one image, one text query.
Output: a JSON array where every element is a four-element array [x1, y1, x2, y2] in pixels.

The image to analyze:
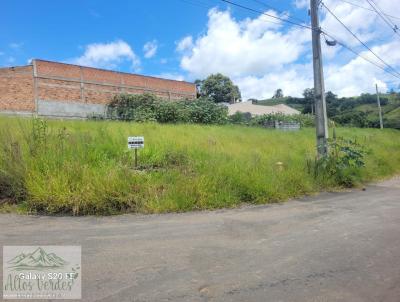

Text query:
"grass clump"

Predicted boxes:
[[0, 116, 400, 215]]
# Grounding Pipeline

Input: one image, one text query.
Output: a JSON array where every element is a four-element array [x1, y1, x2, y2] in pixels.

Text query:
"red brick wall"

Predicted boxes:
[[35, 60, 196, 105], [0, 60, 196, 114], [37, 78, 81, 103], [0, 65, 34, 112]]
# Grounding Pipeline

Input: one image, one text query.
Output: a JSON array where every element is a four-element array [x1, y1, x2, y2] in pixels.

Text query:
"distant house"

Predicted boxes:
[[227, 102, 300, 116]]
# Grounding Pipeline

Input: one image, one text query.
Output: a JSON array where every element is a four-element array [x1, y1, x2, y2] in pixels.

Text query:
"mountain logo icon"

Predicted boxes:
[[7, 247, 68, 271]]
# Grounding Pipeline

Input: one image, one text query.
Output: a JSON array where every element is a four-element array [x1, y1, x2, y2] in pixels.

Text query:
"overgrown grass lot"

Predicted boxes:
[[1, 116, 399, 215]]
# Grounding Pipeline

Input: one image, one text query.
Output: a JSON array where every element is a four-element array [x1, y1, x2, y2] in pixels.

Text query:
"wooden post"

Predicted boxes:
[[135, 148, 138, 168]]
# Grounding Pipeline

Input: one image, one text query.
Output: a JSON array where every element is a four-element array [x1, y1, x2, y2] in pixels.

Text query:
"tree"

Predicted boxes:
[[325, 91, 339, 117], [194, 79, 203, 98], [196, 73, 241, 103], [302, 88, 315, 114], [272, 88, 284, 99]]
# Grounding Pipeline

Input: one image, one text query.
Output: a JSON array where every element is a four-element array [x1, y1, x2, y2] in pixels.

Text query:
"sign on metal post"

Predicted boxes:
[[128, 136, 144, 149], [128, 136, 144, 168]]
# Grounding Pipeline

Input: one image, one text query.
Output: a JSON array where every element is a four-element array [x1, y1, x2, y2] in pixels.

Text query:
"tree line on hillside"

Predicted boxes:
[[260, 88, 400, 129]]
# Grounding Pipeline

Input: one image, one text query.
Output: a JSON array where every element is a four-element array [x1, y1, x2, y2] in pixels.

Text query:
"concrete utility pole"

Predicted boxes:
[[375, 84, 384, 129], [310, 0, 329, 157]]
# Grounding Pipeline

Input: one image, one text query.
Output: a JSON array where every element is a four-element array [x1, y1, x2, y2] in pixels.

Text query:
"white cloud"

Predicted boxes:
[[155, 72, 185, 81], [325, 39, 400, 95], [176, 5, 400, 99], [235, 64, 313, 100], [178, 8, 309, 79], [176, 36, 193, 52], [70, 40, 140, 71], [293, 0, 308, 9], [143, 40, 158, 58], [176, 8, 310, 99]]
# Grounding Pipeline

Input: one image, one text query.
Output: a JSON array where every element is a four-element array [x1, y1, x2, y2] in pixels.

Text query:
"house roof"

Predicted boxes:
[[227, 102, 300, 116]]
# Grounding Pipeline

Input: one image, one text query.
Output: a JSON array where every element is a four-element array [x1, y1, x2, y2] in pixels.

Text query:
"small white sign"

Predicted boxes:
[[128, 136, 144, 149]]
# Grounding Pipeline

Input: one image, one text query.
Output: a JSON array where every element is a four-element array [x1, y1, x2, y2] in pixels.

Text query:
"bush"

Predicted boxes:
[[107, 93, 158, 121], [182, 99, 228, 124], [155, 102, 182, 123], [229, 112, 253, 124], [107, 93, 228, 124], [228, 112, 315, 127], [251, 113, 315, 127], [307, 137, 367, 187], [358, 93, 388, 106]]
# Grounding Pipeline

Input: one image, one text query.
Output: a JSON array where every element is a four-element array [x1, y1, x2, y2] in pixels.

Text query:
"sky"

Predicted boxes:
[[2, 0, 400, 100]]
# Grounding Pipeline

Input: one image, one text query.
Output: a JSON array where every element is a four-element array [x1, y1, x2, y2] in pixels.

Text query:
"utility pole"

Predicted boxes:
[[310, 0, 329, 157], [375, 84, 384, 129]]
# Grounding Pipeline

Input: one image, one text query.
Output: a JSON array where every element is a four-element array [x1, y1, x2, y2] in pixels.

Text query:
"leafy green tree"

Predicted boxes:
[[325, 91, 339, 117], [302, 88, 315, 114], [272, 88, 284, 98], [196, 73, 241, 103], [301, 89, 338, 116]]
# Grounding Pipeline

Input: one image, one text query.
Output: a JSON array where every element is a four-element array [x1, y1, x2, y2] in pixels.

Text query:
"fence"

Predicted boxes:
[[263, 120, 301, 131]]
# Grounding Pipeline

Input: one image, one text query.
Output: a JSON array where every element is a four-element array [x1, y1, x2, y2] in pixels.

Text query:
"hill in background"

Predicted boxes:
[[254, 91, 400, 129]]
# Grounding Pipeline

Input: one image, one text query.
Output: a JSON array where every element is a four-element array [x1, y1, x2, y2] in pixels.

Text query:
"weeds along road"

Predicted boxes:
[[1, 178, 400, 302]]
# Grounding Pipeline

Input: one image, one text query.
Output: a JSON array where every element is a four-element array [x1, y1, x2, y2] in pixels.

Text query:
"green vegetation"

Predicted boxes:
[[307, 136, 367, 187], [106, 93, 314, 127], [106, 93, 228, 124], [195, 73, 241, 103], [256, 90, 400, 129], [1, 116, 400, 216], [229, 112, 315, 127]]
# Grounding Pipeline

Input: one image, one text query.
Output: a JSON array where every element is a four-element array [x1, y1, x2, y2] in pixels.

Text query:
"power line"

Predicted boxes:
[[321, 2, 400, 78], [223, 0, 400, 80], [365, 0, 400, 38], [220, 0, 314, 30], [182, 0, 400, 80], [322, 31, 400, 80], [248, 0, 309, 25], [337, 0, 400, 21], [179, 0, 284, 26]]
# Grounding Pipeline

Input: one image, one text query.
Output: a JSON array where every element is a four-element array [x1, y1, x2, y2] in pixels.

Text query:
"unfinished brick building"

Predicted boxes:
[[0, 59, 197, 118]]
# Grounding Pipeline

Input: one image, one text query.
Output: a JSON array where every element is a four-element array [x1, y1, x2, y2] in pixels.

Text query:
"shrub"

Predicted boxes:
[[107, 93, 158, 121], [250, 113, 315, 127], [229, 112, 253, 124], [182, 98, 228, 124], [107, 93, 228, 124], [154, 102, 182, 123], [307, 137, 367, 187]]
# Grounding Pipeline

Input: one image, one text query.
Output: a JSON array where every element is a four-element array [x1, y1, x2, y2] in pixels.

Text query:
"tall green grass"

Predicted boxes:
[[0, 116, 399, 215]]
